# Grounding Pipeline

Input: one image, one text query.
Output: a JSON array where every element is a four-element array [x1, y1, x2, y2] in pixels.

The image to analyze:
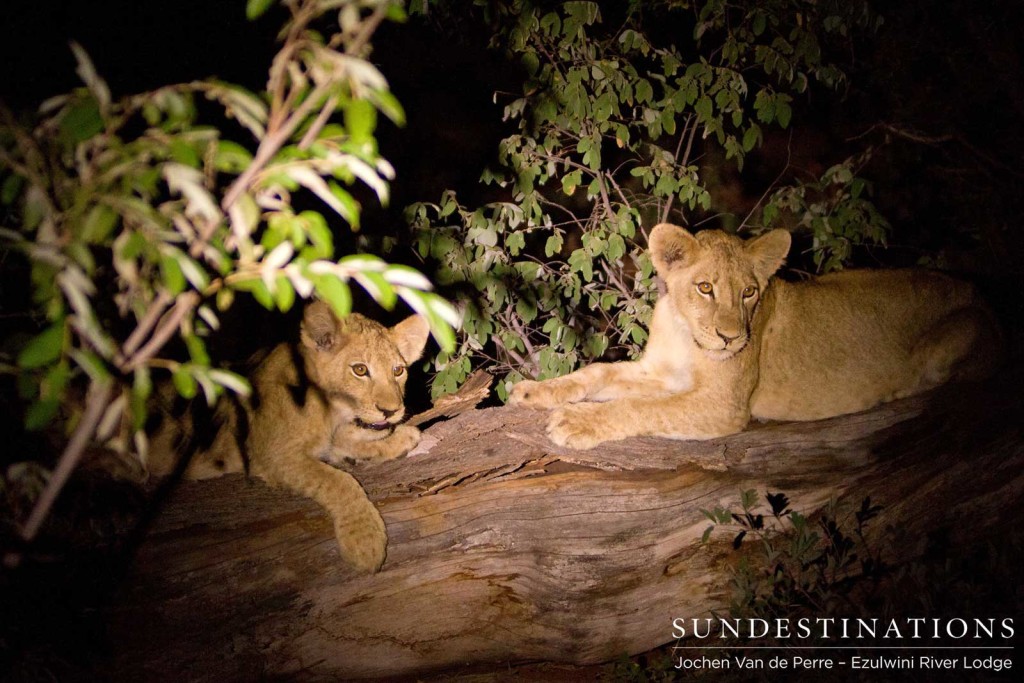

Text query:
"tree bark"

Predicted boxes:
[[108, 376, 1024, 681]]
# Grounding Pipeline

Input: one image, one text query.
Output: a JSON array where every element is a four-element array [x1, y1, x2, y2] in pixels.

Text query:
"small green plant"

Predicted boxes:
[[701, 490, 885, 620]]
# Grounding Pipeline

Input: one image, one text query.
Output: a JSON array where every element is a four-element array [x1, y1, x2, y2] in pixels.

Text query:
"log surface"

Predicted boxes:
[[108, 377, 1024, 680]]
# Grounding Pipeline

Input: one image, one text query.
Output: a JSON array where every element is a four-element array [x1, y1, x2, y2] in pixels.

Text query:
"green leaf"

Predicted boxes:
[[562, 169, 583, 196], [69, 349, 111, 384], [246, 0, 275, 21], [169, 139, 200, 167], [250, 279, 274, 309], [214, 140, 253, 173], [59, 97, 103, 147], [607, 233, 626, 261], [776, 95, 793, 129], [185, 335, 210, 365], [635, 78, 653, 104], [515, 297, 537, 323], [545, 233, 563, 257], [80, 203, 119, 243], [300, 210, 333, 258], [506, 231, 526, 256], [160, 253, 186, 295], [131, 367, 152, 432], [386, 2, 408, 22], [1, 173, 24, 205], [314, 275, 352, 319], [345, 98, 377, 142], [370, 89, 406, 126], [568, 249, 594, 281], [742, 124, 761, 152], [25, 399, 60, 431], [274, 274, 296, 312], [173, 365, 198, 399], [753, 12, 767, 36], [695, 95, 713, 122], [17, 323, 64, 369]]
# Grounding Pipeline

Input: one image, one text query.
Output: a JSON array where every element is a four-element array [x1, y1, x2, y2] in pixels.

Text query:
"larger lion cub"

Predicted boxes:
[[152, 301, 429, 572], [511, 224, 1001, 449]]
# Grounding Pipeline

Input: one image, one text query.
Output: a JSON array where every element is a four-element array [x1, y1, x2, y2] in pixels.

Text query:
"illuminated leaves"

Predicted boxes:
[[405, 0, 883, 400], [0, 0, 453, 462]]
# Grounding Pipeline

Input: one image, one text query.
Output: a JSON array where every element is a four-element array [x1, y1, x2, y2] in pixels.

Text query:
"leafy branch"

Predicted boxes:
[[407, 0, 886, 399], [0, 0, 458, 548]]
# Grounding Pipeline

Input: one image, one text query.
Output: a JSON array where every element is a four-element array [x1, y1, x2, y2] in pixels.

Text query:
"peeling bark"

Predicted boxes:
[[108, 376, 1024, 680]]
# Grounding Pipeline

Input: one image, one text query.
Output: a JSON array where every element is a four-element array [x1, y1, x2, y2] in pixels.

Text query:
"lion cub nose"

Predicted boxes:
[[716, 329, 740, 344], [377, 406, 398, 419]]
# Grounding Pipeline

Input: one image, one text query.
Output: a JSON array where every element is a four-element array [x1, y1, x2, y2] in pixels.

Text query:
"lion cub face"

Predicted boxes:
[[300, 302, 430, 440], [649, 224, 791, 359]]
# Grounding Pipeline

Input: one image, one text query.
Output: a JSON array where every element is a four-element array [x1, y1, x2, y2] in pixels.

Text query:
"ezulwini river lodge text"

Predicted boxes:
[[674, 655, 1012, 672], [671, 616, 1015, 641]]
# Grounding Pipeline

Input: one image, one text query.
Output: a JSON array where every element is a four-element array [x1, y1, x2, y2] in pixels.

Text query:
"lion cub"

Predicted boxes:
[[511, 224, 1001, 449], [152, 301, 429, 572]]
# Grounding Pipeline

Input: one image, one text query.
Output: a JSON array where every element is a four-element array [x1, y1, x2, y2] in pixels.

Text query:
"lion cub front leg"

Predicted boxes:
[[509, 362, 638, 409], [253, 452, 387, 572], [325, 424, 422, 466], [548, 394, 749, 450], [323, 467, 389, 572]]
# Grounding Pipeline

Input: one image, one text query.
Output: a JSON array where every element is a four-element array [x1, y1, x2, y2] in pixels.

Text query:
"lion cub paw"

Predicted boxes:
[[509, 379, 579, 409], [334, 504, 388, 573], [547, 403, 610, 450], [388, 424, 421, 458]]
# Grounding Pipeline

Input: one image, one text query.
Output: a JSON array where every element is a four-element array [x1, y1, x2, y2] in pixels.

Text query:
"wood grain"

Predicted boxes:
[[108, 376, 1024, 680]]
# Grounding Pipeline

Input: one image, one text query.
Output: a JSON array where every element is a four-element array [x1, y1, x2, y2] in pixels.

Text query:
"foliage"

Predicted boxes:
[[407, 0, 887, 399], [0, 0, 457, 542], [763, 149, 890, 272], [700, 490, 885, 620]]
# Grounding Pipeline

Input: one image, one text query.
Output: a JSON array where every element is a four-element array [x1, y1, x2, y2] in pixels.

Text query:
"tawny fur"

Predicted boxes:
[[509, 224, 1002, 450], [149, 302, 430, 572]]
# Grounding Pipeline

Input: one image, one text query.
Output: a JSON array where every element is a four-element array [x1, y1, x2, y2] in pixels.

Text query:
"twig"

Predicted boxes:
[[407, 370, 492, 427], [299, 93, 340, 150], [124, 292, 200, 372], [738, 128, 794, 232], [19, 380, 116, 545], [659, 116, 697, 224], [117, 291, 173, 365]]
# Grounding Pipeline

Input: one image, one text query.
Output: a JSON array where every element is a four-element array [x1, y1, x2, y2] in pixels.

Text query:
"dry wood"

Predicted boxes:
[[108, 376, 1024, 680]]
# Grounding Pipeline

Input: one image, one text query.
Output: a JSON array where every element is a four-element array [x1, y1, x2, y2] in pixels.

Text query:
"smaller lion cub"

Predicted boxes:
[[152, 301, 430, 573]]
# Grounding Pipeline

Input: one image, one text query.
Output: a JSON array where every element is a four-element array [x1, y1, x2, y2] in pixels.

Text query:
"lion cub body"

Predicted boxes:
[[152, 302, 429, 571], [511, 224, 1000, 449]]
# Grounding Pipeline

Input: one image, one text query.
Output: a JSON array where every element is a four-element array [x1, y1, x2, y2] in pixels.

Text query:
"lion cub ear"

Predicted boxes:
[[300, 300, 341, 352], [390, 315, 430, 363], [648, 223, 700, 274], [744, 229, 792, 281]]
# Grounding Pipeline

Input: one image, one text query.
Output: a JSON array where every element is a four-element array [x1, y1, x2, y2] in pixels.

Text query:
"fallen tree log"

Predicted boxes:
[[108, 375, 1024, 680]]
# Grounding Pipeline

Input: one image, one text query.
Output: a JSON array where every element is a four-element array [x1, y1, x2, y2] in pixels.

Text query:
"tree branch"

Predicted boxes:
[[18, 380, 115, 546]]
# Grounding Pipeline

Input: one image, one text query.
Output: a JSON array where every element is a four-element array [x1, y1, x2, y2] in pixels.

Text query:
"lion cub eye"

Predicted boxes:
[[393, 365, 405, 377], [742, 285, 758, 299], [351, 363, 369, 377], [696, 281, 714, 296]]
